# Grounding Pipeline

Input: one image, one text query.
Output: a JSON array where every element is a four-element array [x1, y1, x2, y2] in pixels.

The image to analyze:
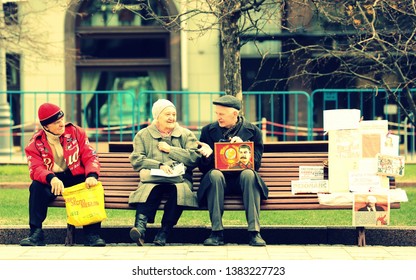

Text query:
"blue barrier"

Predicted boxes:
[[0, 89, 414, 161]]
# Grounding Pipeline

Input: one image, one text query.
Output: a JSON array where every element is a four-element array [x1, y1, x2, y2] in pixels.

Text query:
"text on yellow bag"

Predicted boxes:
[[62, 181, 107, 226]]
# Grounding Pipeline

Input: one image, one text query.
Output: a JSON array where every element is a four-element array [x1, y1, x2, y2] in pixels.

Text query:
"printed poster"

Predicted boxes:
[[353, 193, 390, 226], [349, 171, 383, 193], [380, 134, 400, 156], [214, 142, 254, 171], [291, 180, 329, 194], [299, 166, 324, 180], [328, 129, 361, 193], [376, 153, 405, 177], [359, 120, 388, 158]]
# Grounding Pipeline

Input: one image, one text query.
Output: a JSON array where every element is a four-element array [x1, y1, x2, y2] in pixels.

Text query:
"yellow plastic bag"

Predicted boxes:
[[62, 181, 107, 226]]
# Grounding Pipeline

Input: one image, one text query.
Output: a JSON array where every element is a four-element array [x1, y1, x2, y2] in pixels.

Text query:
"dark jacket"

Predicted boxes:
[[197, 117, 269, 204]]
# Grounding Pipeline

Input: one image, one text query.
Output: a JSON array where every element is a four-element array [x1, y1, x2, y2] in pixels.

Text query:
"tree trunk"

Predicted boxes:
[[218, 1, 242, 100], [285, 0, 313, 139]]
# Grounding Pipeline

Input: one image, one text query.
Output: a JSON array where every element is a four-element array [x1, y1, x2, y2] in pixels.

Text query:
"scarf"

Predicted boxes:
[[222, 115, 244, 140]]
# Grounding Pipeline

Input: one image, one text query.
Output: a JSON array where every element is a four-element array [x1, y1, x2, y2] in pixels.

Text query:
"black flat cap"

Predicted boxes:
[[213, 95, 242, 110]]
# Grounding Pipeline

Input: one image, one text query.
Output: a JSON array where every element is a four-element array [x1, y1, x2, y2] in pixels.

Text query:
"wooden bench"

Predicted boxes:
[[50, 141, 399, 246]]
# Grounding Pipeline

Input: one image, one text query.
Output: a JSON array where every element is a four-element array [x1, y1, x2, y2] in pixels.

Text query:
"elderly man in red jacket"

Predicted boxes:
[[21, 103, 105, 247]]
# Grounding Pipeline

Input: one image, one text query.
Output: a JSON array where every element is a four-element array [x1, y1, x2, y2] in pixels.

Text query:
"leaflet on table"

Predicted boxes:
[[150, 162, 185, 177]]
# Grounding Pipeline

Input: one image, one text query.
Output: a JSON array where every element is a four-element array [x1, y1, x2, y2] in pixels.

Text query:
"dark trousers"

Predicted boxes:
[[136, 184, 183, 226], [28, 172, 101, 234], [204, 169, 261, 232]]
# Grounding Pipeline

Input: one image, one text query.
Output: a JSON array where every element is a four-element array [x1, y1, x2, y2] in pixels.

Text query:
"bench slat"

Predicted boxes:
[[49, 142, 399, 211]]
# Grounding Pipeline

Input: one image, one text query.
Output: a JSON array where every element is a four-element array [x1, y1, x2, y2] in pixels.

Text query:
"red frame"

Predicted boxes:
[[214, 142, 254, 171]]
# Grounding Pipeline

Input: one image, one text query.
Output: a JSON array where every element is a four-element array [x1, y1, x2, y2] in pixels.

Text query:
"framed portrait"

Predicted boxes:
[[214, 142, 254, 171], [352, 193, 390, 226]]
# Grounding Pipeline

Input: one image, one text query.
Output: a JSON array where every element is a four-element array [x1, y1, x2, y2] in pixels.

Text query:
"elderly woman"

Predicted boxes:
[[128, 99, 200, 246]]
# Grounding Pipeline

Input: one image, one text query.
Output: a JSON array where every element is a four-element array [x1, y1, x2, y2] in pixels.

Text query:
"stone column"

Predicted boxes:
[[0, 48, 13, 155]]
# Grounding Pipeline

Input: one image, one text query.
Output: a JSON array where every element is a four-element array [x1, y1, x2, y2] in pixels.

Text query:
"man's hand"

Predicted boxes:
[[50, 177, 64, 195], [197, 141, 213, 158], [230, 136, 243, 143], [85, 177, 98, 188]]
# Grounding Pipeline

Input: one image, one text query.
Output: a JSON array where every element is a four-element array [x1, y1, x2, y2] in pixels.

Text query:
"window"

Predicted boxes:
[[74, 0, 179, 130], [3, 2, 18, 25]]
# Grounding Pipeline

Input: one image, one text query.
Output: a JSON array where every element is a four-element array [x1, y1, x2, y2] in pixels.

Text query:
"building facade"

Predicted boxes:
[[2, 0, 412, 149]]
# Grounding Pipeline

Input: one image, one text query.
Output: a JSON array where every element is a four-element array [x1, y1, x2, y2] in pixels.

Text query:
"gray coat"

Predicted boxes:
[[128, 122, 200, 207]]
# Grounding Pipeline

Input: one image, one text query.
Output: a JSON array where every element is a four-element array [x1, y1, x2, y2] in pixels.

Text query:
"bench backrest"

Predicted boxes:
[[49, 141, 399, 210]]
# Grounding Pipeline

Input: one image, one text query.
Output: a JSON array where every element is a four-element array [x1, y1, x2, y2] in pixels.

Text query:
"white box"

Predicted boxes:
[[323, 109, 361, 131]]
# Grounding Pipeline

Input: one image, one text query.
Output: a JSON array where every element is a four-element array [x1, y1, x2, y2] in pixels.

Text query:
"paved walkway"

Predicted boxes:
[[1, 243, 416, 260], [1, 244, 415, 279]]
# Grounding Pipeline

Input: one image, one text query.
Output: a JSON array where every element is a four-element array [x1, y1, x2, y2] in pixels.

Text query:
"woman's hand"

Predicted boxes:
[[158, 141, 171, 153], [160, 164, 173, 174]]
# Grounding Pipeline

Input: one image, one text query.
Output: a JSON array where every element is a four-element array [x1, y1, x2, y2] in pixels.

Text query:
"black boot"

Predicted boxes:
[[20, 228, 45, 246], [153, 225, 172, 246], [83, 223, 106, 247], [130, 213, 147, 246], [84, 233, 106, 247]]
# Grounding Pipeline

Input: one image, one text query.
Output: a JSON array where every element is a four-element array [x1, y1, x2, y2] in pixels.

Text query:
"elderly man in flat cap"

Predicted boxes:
[[197, 95, 268, 246]]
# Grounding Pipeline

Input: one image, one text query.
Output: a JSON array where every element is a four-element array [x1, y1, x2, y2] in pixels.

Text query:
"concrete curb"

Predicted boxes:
[[2, 183, 415, 246], [1, 225, 416, 246]]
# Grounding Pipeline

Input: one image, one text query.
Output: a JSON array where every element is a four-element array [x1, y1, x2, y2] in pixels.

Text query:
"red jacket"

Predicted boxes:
[[25, 123, 100, 185]]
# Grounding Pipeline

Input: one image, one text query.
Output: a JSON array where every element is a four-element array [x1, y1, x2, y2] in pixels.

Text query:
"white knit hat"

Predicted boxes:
[[152, 99, 176, 119]]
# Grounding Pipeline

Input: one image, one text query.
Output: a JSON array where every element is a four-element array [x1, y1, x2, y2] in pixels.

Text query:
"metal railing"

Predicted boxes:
[[0, 90, 136, 159], [0, 89, 414, 161], [139, 90, 312, 141]]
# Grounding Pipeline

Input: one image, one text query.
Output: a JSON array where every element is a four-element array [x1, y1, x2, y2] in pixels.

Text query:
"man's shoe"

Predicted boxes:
[[130, 227, 145, 246], [203, 231, 224, 246], [20, 228, 45, 246], [84, 234, 106, 247], [249, 232, 266, 246]]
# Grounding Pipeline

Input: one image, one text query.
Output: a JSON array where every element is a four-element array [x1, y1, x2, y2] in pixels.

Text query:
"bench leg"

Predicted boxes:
[[65, 224, 76, 246], [357, 227, 366, 247]]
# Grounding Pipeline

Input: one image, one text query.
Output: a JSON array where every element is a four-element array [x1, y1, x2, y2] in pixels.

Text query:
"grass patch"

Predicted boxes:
[[1, 164, 415, 183], [398, 163, 416, 181], [1, 163, 415, 182], [0, 165, 31, 183], [1, 163, 415, 227], [1, 187, 415, 227]]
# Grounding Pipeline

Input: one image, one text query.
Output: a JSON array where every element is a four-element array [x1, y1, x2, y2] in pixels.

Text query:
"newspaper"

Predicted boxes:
[[150, 162, 185, 177]]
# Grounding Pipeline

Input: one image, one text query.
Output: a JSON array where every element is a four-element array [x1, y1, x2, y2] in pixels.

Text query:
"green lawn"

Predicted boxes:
[[1, 163, 416, 183], [0, 164, 31, 183], [1, 164, 415, 227]]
